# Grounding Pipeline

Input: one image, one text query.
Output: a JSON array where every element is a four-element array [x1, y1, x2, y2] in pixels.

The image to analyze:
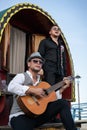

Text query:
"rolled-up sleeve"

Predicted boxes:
[[8, 73, 29, 96]]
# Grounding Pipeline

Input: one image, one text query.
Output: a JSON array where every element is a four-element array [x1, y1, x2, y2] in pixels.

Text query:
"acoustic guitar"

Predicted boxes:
[[17, 76, 74, 117]]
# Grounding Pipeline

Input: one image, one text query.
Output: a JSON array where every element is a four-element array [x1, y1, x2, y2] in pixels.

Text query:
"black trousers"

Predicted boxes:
[[44, 71, 63, 85], [10, 99, 77, 130]]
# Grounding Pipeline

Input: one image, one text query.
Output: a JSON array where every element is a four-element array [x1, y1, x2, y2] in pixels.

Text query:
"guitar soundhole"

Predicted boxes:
[[44, 89, 48, 95]]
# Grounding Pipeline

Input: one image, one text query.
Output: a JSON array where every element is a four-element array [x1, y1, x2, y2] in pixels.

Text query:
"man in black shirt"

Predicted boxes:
[[38, 24, 67, 86], [38, 25, 68, 123]]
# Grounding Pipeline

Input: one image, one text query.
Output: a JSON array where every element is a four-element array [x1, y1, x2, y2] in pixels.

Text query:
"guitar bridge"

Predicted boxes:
[[32, 96, 40, 105]]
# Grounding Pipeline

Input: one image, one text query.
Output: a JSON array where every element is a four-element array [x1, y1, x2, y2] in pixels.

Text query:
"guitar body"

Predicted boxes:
[[17, 81, 57, 117], [17, 76, 73, 117]]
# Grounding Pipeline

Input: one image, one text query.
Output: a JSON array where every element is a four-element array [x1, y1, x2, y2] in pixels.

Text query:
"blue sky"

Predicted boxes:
[[0, 0, 87, 103]]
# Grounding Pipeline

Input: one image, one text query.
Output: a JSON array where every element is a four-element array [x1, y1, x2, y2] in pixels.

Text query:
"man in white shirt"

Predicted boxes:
[[8, 52, 77, 130]]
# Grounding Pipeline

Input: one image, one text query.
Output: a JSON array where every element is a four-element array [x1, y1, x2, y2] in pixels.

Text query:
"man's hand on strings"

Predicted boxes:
[[59, 77, 70, 94]]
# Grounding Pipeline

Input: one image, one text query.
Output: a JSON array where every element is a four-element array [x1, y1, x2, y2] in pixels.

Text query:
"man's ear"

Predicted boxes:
[[49, 31, 51, 35], [27, 62, 30, 68]]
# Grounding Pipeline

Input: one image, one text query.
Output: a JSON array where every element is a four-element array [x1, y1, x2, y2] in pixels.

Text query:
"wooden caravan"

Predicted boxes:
[[0, 3, 75, 125]]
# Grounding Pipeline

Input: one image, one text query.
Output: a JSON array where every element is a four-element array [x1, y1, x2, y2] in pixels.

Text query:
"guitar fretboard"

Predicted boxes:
[[45, 76, 74, 94]]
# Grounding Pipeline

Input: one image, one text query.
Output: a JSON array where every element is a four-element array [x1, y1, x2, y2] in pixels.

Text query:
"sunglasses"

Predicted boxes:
[[32, 59, 43, 65], [52, 27, 60, 31]]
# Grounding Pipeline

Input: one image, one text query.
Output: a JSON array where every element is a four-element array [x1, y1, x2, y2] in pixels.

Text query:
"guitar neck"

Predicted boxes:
[[47, 81, 65, 94], [46, 76, 74, 94]]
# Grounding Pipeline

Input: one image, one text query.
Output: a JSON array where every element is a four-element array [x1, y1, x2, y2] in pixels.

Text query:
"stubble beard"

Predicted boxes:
[[31, 68, 40, 73]]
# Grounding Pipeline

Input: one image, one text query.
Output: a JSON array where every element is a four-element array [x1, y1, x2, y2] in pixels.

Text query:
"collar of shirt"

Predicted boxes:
[[26, 70, 40, 86], [49, 37, 61, 46]]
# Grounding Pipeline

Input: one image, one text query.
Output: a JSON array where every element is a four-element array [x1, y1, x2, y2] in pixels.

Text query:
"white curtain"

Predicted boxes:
[[10, 27, 26, 74]]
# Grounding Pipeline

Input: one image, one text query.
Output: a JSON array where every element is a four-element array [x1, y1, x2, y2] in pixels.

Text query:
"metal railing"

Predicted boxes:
[[71, 102, 87, 120]]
